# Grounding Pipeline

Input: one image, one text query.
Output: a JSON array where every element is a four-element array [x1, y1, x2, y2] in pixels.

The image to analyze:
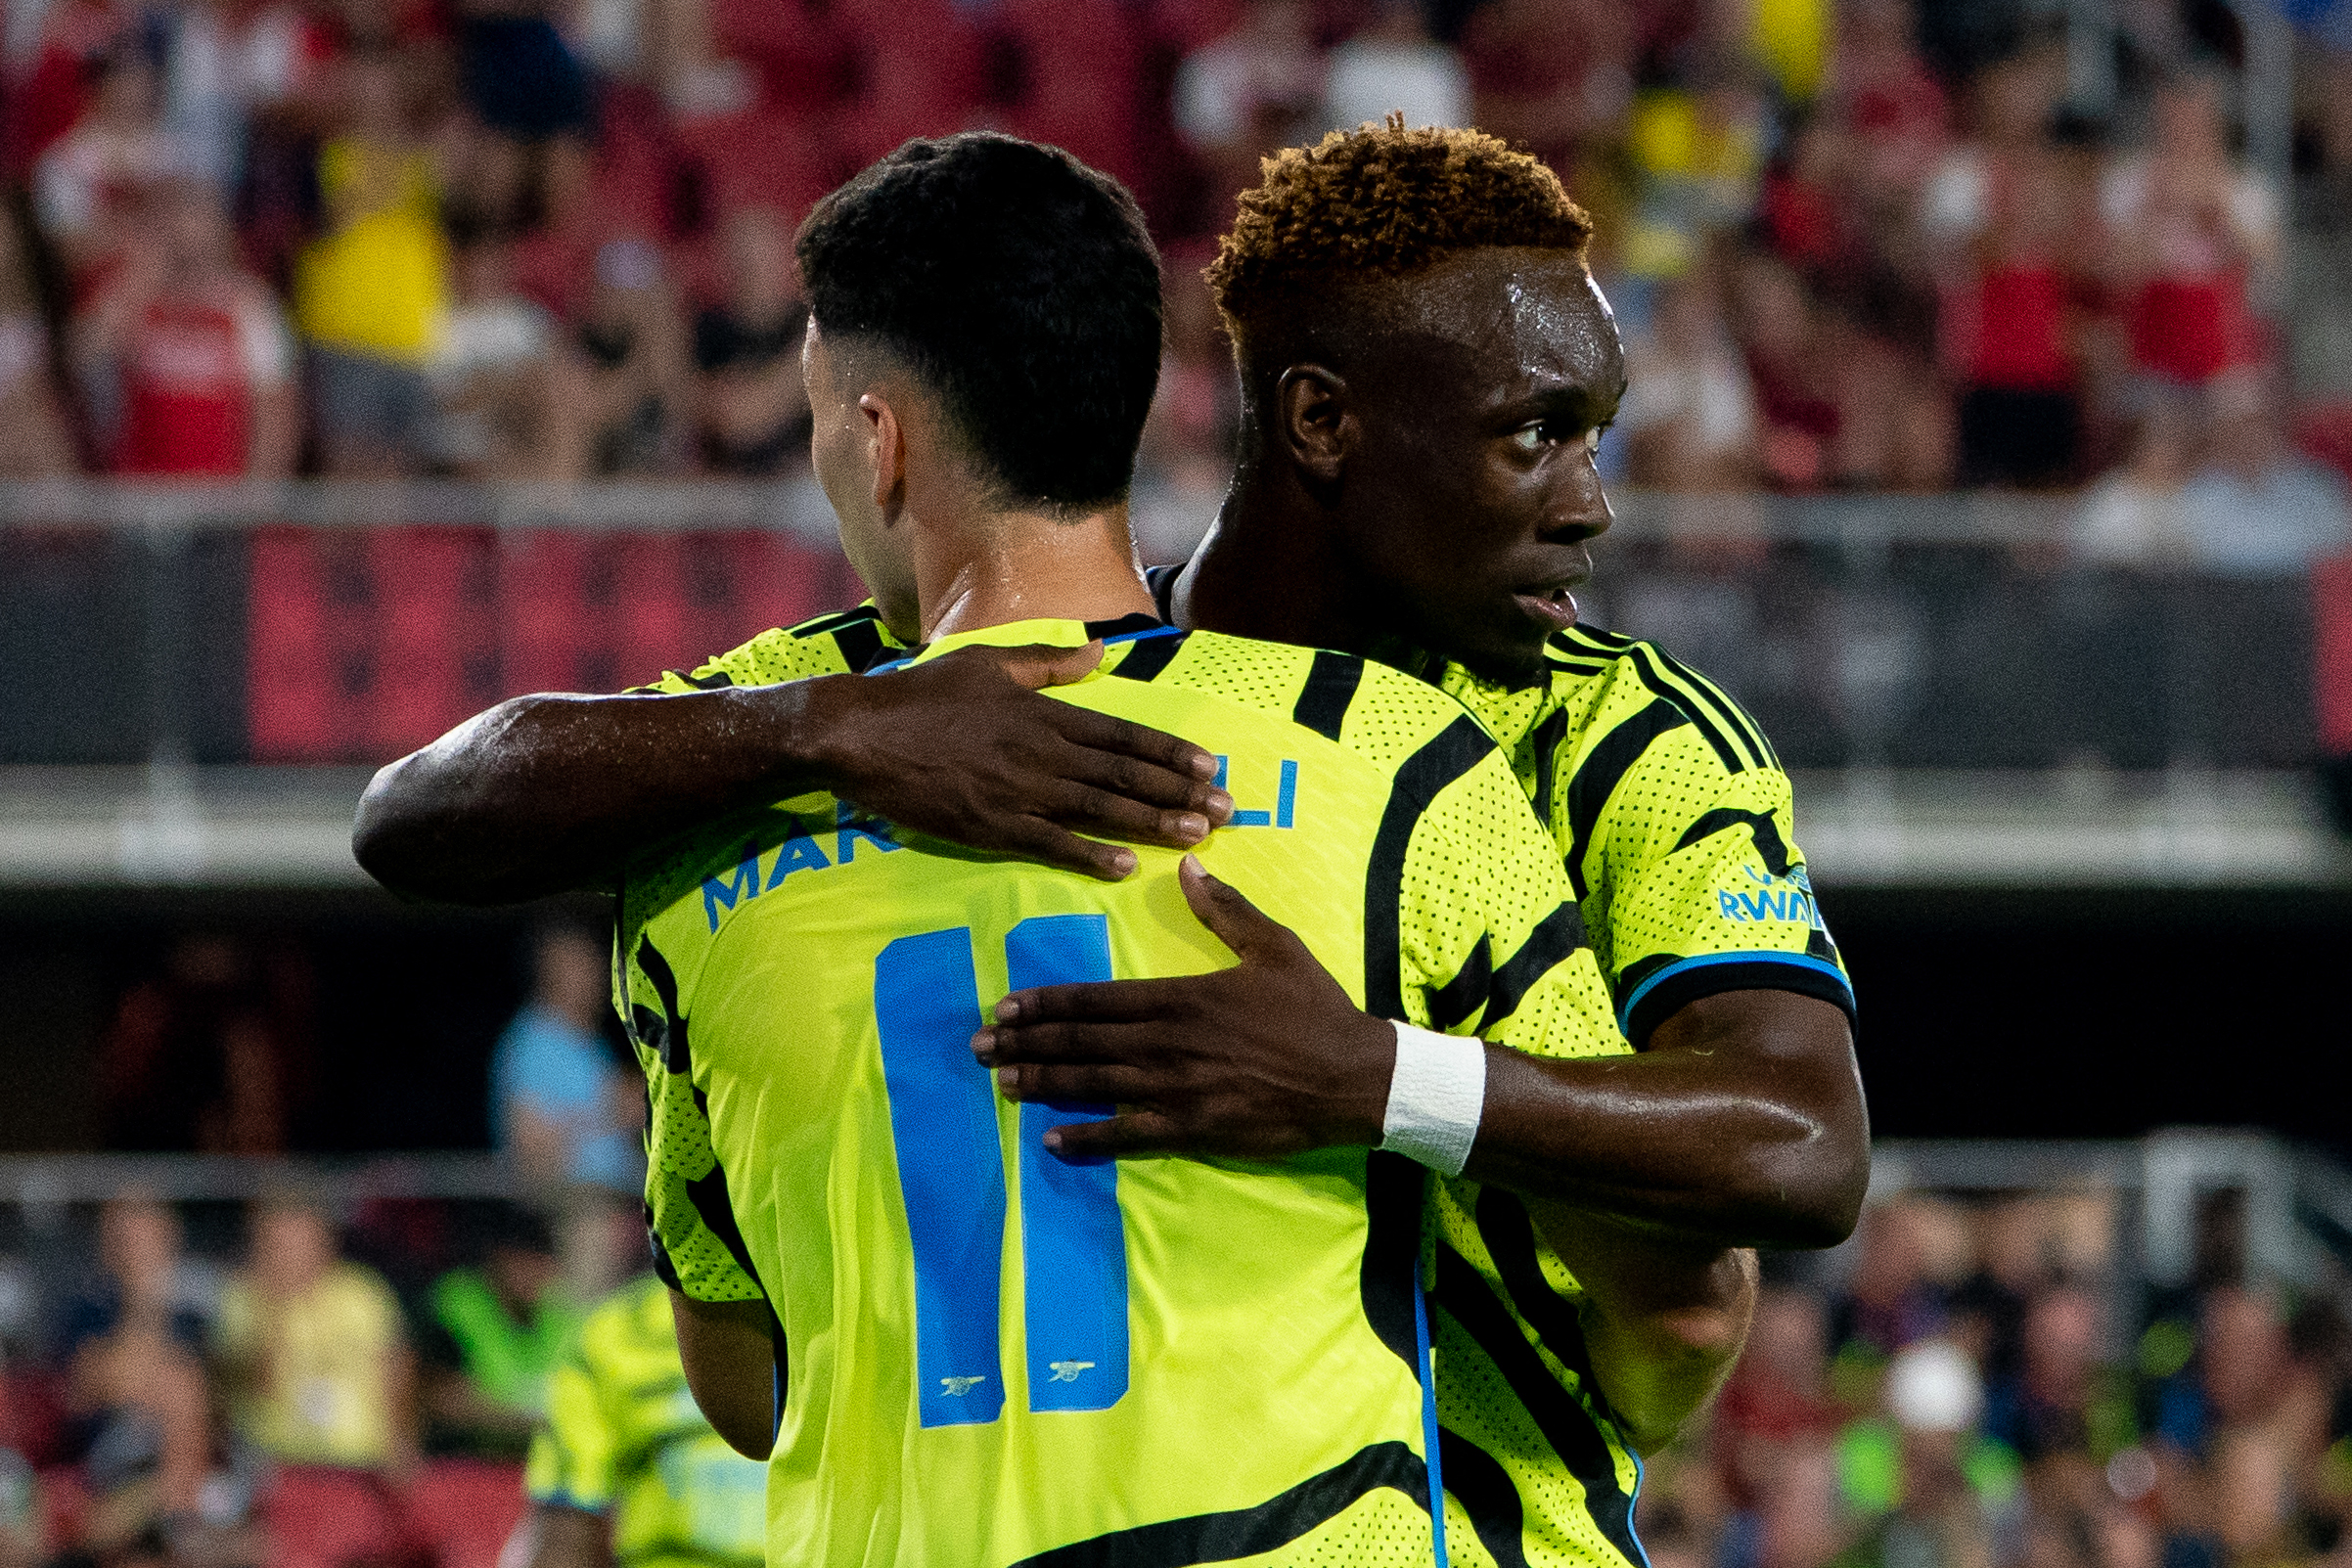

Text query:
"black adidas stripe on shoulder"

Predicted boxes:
[[785, 605, 895, 674], [1547, 628, 1767, 774], [1562, 698, 1688, 899], [1107, 631, 1188, 682], [1291, 650, 1365, 742]]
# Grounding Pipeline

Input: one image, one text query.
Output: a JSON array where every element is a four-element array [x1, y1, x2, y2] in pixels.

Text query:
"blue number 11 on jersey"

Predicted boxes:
[[872, 914, 1131, 1429]]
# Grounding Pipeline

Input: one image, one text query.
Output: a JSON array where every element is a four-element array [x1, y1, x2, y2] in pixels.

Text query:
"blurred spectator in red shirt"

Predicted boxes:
[[6, 0, 128, 177], [2101, 69, 2278, 394], [1175, 0, 1327, 208], [1716, 1284, 1841, 1515], [1922, 50, 2090, 488], [1760, 114, 1872, 285], [1824, 0, 1948, 207], [1731, 251, 1841, 491], [1462, 0, 1636, 174], [0, 207, 78, 476], [34, 37, 204, 282], [294, 50, 449, 477], [690, 206, 809, 475], [69, 182, 296, 476]]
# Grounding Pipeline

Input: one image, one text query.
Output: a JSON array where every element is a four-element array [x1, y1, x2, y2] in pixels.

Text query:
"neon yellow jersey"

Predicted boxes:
[[525, 1275, 766, 1568], [620, 615, 1637, 1568], [1431, 623, 1853, 1052]]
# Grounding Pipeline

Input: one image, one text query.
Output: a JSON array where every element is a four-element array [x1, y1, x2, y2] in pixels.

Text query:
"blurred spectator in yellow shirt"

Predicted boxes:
[[292, 50, 448, 476], [213, 1193, 417, 1474]]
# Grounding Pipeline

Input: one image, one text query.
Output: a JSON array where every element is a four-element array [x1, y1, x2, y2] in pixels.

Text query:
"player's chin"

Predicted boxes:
[[1433, 612, 1553, 685]]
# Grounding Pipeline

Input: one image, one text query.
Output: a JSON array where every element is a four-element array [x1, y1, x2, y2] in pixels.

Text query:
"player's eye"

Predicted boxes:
[[1511, 422, 1552, 453]]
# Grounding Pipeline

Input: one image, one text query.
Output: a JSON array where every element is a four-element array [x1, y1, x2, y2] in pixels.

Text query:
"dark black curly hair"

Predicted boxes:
[[796, 133, 1163, 512]]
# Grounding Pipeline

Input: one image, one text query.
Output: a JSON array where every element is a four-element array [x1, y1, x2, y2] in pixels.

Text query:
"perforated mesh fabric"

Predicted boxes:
[[631, 605, 909, 694], [1440, 626, 1852, 1047], [611, 617, 1641, 1567]]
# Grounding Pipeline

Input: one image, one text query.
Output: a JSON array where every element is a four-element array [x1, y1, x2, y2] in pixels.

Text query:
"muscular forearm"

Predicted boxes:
[[1465, 991, 1867, 1250], [1530, 1201, 1756, 1455], [354, 681, 834, 904]]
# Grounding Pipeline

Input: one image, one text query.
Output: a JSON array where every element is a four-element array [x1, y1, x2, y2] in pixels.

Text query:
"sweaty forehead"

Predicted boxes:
[[1372, 248, 1622, 407]]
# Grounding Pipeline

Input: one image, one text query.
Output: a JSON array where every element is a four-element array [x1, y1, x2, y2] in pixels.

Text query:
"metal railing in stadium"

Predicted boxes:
[[3, 480, 2347, 887]]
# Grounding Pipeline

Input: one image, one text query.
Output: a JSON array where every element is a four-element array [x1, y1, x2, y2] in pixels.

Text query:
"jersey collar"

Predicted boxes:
[[866, 612, 1170, 675]]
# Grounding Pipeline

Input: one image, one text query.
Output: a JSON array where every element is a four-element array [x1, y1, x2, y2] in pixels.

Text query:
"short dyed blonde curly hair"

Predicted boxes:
[[1206, 117, 1593, 348]]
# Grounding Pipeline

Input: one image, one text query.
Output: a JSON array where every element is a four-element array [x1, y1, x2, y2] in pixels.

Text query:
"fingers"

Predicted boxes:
[[1177, 853, 1303, 963], [973, 1016, 1172, 1070], [987, 640, 1108, 691], [1050, 705, 1225, 795], [1040, 1110, 1186, 1161], [1048, 777, 1219, 850], [1001, 819, 1138, 881], [990, 1061, 1150, 1104], [987, 977, 1201, 1030], [1059, 740, 1233, 823]]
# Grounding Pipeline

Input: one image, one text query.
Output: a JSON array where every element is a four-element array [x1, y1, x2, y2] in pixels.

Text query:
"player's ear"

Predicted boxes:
[[1274, 364, 1356, 487], [858, 391, 908, 515]]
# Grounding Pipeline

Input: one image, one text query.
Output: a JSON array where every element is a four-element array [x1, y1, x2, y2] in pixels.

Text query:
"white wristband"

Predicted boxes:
[[1379, 1022, 1486, 1177]]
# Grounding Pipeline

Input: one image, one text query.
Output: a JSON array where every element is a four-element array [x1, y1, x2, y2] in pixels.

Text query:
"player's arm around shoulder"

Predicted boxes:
[[351, 618, 1229, 905]]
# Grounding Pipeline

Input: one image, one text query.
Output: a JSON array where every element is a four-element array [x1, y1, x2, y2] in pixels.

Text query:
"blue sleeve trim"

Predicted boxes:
[[1617, 952, 1856, 1048]]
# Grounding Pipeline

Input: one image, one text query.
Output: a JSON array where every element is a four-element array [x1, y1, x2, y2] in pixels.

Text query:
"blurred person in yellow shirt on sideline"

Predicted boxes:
[[212, 1192, 417, 1474], [517, 1273, 764, 1568], [292, 48, 447, 477]]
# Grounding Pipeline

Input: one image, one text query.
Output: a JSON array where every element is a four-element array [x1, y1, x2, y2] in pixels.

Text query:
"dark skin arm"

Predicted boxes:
[[669, 1290, 779, 1462], [977, 859, 1868, 1251], [1534, 1205, 1758, 1453], [352, 642, 1233, 905]]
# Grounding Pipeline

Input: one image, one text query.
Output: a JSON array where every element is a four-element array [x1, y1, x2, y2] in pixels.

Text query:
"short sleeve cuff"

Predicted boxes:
[[1618, 952, 1856, 1050]]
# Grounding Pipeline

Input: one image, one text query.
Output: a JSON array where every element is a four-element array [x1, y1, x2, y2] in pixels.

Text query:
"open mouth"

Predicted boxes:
[[1512, 583, 1580, 630]]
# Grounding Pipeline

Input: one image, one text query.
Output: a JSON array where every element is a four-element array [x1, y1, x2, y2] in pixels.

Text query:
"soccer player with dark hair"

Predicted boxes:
[[601, 130, 1749, 1565], [355, 120, 1858, 1557]]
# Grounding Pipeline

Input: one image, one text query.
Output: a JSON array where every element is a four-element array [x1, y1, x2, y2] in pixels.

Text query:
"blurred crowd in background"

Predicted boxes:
[[0, 925, 648, 1564], [6, 1110, 2350, 1568], [0, 0, 2343, 568], [11, 932, 2352, 1568]]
